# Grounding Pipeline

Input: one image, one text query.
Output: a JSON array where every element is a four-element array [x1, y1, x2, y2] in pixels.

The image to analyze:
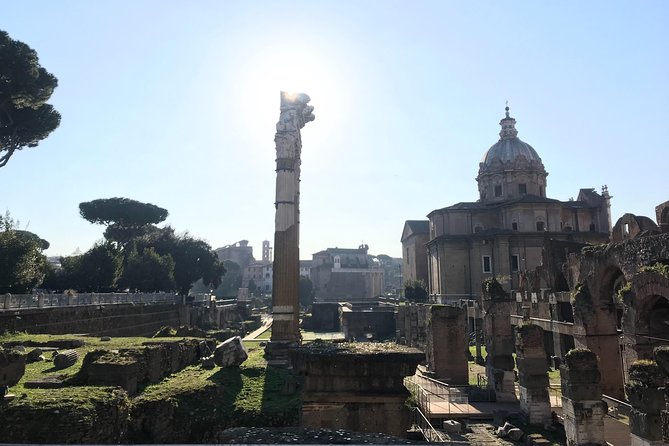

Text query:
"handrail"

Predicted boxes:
[[411, 406, 447, 443]]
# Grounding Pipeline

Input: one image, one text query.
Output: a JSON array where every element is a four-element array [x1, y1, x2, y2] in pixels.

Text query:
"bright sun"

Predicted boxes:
[[234, 42, 347, 150]]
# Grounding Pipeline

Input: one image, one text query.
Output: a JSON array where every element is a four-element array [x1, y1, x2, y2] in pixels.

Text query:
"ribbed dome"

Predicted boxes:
[[481, 137, 541, 166], [480, 106, 543, 168]]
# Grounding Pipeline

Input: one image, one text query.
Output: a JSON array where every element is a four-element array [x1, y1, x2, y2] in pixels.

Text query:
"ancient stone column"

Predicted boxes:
[[265, 92, 315, 360], [560, 349, 607, 446], [483, 299, 516, 402], [625, 360, 665, 446], [514, 323, 551, 426], [425, 305, 468, 384]]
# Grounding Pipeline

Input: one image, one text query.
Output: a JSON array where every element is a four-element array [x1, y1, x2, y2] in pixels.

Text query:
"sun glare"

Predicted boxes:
[[233, 42, 347, 154]]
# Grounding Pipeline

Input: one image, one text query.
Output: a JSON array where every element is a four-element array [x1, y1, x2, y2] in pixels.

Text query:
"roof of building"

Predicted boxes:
[[427, 194, 588, 216], [480, 106, 543, 169], [405, 220, 429, 233]]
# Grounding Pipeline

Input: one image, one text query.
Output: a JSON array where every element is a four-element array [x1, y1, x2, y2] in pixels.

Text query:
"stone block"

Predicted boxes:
[[214, 336, 249, 368], [88, 360, 139, 394], [0, 349, 26, 386], [629, 409, 663, 440], [442, 420, 462, 433], [559, 367, 601, 384], [516, 357, 549, 374], [518, 373, 549, 388], [626, 385, 665, 413], [561, 382, 602, 401], [489, 354, 515, 371]]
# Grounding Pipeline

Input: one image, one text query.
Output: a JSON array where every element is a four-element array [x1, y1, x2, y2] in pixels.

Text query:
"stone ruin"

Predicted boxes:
[[514, 323, 551, 427], [560, 349, 607, 446], [291, 341, 424, 437], [424, 304, 468, 385], [267, 91, 314, 360]]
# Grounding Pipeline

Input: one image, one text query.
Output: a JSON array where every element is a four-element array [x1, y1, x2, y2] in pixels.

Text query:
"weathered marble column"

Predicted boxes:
[[560, 349, 607, 446], [425, 305, 468, 384], [484, 299, 516, 402], [266, 92, 315, 359], [514, 323, 551, 426], [625, 360, 665, 446]]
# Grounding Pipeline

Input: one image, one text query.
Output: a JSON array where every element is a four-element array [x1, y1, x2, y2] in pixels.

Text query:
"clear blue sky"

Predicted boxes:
[[2, 1, 668, 259]]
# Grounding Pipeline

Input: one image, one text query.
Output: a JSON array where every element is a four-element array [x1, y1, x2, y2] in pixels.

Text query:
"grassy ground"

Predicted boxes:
[[1, 332, 299, 427]]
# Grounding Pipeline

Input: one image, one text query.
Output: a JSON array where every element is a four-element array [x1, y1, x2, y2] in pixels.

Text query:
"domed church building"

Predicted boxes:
[[423, 107, 611, 300]]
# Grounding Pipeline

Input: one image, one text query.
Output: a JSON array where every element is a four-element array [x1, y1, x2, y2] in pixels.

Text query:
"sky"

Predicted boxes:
[[2, 1, 668, 260]]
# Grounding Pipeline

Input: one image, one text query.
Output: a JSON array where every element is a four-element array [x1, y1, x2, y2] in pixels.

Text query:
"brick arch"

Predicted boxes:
[[570, 263, 627, 399], [623, 271, 669, 369]]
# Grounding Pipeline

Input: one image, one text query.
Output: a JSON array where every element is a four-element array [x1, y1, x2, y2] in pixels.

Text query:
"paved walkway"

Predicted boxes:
[[243, 316, 272, 340]]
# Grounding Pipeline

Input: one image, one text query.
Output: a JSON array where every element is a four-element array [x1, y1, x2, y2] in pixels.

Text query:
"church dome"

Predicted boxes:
[[476, 106, 548, 203], [480, 106, 542, 167], [482, 137, 541, 166]]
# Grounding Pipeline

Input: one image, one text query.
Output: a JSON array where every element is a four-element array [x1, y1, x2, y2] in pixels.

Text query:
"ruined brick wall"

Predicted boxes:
[[0, 303, 183, 336], [395, 303, 426, 348]]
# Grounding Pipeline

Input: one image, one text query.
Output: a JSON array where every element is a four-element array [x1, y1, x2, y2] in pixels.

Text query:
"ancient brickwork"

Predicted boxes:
[[560, 349, 607, 446], [425, 305, 467, 384], [514, 323, 551, 426], [483, 299, 516, 402], [625, 360, 665, 446], [0, 303, 183, 336], [395, 303, 427, 348], [652, 347, 669, 444], [292, 342, 423, 437]]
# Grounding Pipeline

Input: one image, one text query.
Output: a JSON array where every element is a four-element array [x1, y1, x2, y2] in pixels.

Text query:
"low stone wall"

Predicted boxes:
[[0, 303, 184, 336], [340, 307, 395, 341], [292, 342, 424, 437], [77, 339, 213, 394]]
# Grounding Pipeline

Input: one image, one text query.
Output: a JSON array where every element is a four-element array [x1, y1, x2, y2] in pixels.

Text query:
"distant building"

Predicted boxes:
[[418, 107, 611, 302], [216, 240, 255, 269], [262, 240, 272, 262], [400, 220, 430, 285], [311, 244, 384, 301], [243, 261, 273, 293], [299, 260, 313, 279]]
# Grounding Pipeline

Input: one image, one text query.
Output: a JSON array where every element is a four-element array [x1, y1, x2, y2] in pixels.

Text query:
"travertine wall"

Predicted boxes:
[[560, 349, 607, 446], [292, 343, 423, 437], [0, 303, 183, 336], [425, 305, 468, 384]]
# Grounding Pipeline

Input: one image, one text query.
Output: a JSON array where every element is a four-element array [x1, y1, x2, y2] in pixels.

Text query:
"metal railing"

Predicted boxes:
[[602, 394, 632, 419], [405, 374, 470, 418], [410, 406, 447, 443], [1, 292, 184, 311]]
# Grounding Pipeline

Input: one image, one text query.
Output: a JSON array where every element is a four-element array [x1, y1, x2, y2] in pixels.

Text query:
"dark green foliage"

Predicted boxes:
[[0, 213, 47, 293], [299, 276, 314, 307], [214, 260, 241, 297], [79, 198, 168, 228], [0, 30, 61, 168], [42, 243, 121, 292], [141, 227, 225, 296], [120, 248, 175, 292], [482, 277, 508, 299], [404, 279, 428, 302], [639, 262, 669, 278]]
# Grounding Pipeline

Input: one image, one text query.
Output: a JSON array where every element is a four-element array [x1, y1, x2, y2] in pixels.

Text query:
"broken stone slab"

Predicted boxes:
[[24, 375, 68, 389], [496, 421, 516, 438], [26, 348, 44, 363], [507, 427, 524, 441], [214, 336, 248, 368], [442, 420, 462, 433], [0, 348, 26, 386]]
